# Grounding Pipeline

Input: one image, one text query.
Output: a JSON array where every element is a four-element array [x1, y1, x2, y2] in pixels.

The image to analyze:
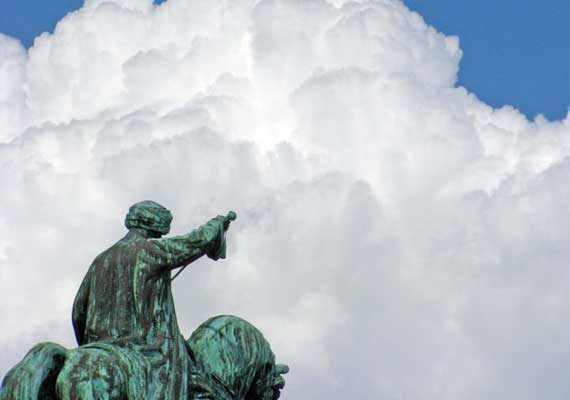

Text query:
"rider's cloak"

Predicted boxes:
[[71, 216, 227, 399]]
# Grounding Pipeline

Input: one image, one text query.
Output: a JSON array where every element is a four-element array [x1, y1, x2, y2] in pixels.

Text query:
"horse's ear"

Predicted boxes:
[[275, 364, 289, 375]]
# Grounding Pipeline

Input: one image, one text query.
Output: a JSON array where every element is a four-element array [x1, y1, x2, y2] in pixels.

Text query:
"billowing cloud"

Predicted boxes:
[[2, 0, 570, 398]]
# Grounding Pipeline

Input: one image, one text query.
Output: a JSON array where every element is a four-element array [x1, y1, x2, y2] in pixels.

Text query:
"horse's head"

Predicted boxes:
[[245, 361, 289, 400], [188, 315, 289, 400]]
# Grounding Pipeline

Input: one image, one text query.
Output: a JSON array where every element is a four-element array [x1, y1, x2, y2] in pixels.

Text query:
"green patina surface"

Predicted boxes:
[[0, 201, 287, 400]]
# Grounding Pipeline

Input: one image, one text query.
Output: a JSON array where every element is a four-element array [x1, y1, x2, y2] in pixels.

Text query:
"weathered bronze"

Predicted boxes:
[[0, 201, 288, 400]]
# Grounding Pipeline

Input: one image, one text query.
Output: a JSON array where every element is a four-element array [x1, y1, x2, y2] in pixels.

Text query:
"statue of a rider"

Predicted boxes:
[[1, 200, 293, 400], [59, 200, 233, 399]]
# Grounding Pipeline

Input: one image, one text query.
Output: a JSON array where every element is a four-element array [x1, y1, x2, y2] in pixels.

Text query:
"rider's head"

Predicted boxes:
[[125, 200, 172, 238]]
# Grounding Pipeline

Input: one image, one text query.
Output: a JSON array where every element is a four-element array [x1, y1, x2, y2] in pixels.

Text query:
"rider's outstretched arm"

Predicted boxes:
[[145, 215, 228, 275]]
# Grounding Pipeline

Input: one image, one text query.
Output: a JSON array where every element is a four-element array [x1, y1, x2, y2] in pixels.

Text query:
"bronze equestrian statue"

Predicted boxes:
[[0, 201, 288, 400]]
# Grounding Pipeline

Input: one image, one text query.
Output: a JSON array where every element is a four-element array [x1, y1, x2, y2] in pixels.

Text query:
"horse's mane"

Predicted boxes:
[[188, 315, 275, 399]]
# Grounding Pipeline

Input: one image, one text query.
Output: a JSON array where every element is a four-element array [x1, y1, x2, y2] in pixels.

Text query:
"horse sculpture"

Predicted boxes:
[[0, 315, 288, 400]]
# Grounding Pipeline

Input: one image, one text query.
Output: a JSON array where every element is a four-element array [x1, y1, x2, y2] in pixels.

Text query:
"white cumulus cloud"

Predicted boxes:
[[2, 0, 570, 399]]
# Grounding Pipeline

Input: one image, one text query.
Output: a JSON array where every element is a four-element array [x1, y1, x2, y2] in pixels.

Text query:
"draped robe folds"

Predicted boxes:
[[71, 216, 228, 399]]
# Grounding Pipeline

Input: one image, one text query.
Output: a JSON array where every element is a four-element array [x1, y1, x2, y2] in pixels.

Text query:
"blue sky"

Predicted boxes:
[[0, 0, 83, 47], [0, 0, 569, 120], [403, 0, 570, 121]]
